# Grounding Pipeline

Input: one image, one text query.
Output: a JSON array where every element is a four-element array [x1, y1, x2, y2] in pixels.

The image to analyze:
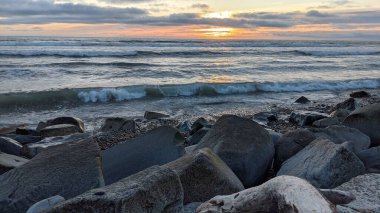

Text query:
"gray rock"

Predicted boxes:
[[0, 139, 104, 213], [277, 138, 365, 188], [350, 91, 370, 98], [177, 120, 192, 135], [48, 166, 184, 213], [185, 145, 197, 154], [252, 112, 277, 126], [184, 203, 202, 213], [23, 133, 91, 158], [99, 117, 136, 132], [26, 195, 65, 213], [357, 146, 380, 173], [102, 126, 185, 185], [37, 117, 84, 133], [165, 148, 244, 204], [196, 176, 335, 213], [310, 125, 371, 154], [144, 111, 170, 120], [2, 134, 42, 145], [343, 103, 380, 146], [337, 205, 359, 213], [15, 128, 40, 136], [274, 129, 316, 171], [194, 115, 274, 187], [266, 129, 282, 146], [333, 98, 357, 111], [312, 117, 340, 128], [187, 127, 210, 145], [190, 118, 211, 135], [289, 110, 329, 126], [40, 124, 82, 137], [319, 189, 356, 205], [0, 152, 29, 175], [330, 109, 351, 122], [0, 136, 23, 156], [335, 174, 380, 212], [295, 96, 311, 104]]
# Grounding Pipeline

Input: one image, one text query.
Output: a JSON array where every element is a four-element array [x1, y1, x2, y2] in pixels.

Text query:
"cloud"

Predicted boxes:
[[306, 10, 333, 17], [191, 3, 210, 11]]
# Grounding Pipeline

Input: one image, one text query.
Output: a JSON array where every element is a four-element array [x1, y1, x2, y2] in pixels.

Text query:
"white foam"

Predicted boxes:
[[78, 88, 146, 103]]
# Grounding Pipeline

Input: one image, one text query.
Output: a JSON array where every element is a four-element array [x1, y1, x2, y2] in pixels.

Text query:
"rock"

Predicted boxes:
[[335, 174, 380, 212], [267, 129, 282, 146], [144, 111, 170, 120], [196, 176, 335, 213], [350, 91, 370, 98], [99, 117, 136, 132], [295, 96, 311, 104], [319, 189, 356, 205], [274, 129, 316, 171], [184, 203, 202, 213], [165, 148, 244, 204], [185, 145, 197, 154], [343, 103, 380, 146], [312, 117, 340, 127], [277, 138, 365, 188], [48, 166, 183, 213], [23, 133, 91, 158], [357, 146, 380, 173], [187, 127, 210, 145], [0, 139, 104, 213], [2, 134, 42, 145], [26, 195, 65, 213], [37, 117, 84, 133], [331, 109, 351, 122], [0, 152, 29, 175], [190, 118, 211, 135], [194, 115, 274, 187], [0, 136, 23, 156], [0, 125, 24, 134], [289, 110, 329, 126], [102, 126, 185, 185], [310, 125, 371, 154], [177, 120, 192, 135], [40, 124, 82, 137], [333, 98, 356, 111], [252, 112, 277, 126], [15, 128, 40, 136]]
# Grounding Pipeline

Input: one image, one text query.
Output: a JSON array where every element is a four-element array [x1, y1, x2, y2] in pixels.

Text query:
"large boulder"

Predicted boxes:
[[40, 124, 83, 137], [343, 103, 380, 146], [333, 98, 356, 112], [0, 139, 104, 213], [277, 139, 365, 188], [196, 176, 335, 213], [274, 129, 316, 171], [335, 174, 380, 212], [330, 109, 351, 122], [99, 117, 136, 132], [102, 126, 185, 185], [310, 125, 371, 154], [48, 166, 184, 213], [187, 127, 210, 145], [190, 118, 212, 135], [193, 115, 274, 187], [312, 117, 340, 128], [165, 148, 244, 204], [26, 196, 65, 213], [357, 146, 380, 173], [0, 136, 23, 156], [0, 152, 29, 175], [2, 134, 42, 145], [289, 110, 329, 126], [37, 117, 84, 133]]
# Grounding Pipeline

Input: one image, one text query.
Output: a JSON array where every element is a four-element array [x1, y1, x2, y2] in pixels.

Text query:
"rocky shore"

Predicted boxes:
[[0, 90, 379, 213]]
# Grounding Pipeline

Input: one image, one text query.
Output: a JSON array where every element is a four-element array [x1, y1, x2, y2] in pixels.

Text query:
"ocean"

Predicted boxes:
[[1, 37, 380, 128]]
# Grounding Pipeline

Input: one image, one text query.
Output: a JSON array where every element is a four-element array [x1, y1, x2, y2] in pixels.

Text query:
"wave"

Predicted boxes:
[[290, 50, 380, 57], [1, 79, 379, 112]]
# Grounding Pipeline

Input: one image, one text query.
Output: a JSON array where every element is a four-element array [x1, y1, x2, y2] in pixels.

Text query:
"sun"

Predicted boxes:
[[199, 28, 235, 38]]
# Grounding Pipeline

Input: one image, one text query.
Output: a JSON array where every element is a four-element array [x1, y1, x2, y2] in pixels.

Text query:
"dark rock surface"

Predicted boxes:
[[0, 152, 29, 175], [0, 136, 23, 156], [289, 110, 329, 126], [144, 111, 170, 120], [357, 146, 380, 173]]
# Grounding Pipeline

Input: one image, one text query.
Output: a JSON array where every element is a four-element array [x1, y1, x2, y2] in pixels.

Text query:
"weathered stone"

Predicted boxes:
[[165, 148, 244, 204], [310, 125, 371, 154], [319, 189, 356, 205], [277, 139, 365, 188], [37, 117, 84, 133], [102, 126, 185, 185], [2, 134, 42, 145], [350, 91, 370, 98], [295, 96, 311, 104], [196, 176, 335, 213], [23, 133, 91, 158], [267, 129, 282, 146], [26, 196, 65, 213], [343, 103, 380, 146], [144, 111, 170, 120], [0, 152, 28, 175], [185, 145, 197, 154], [335, 174, 380, 212], [0, 139, 104, 213], [40, 124, 82, 137], [99, 117, 136, 132], [289, 110, 329, 126], [274, 129, 316, 171], [15, 128, 40, 136], [334, 98, 356, 111], [194, 115, 274, 187], [0, 136, 23, 156], [48, 166, 184, 213], [177, 120, 192, 135], [330, 109, 351, 122], [252, 112, 277, 126], [312, 117, 340, 128], [357, 146, 380, 173], [190, 118, 211, 135], [187, 127, 210, 145]]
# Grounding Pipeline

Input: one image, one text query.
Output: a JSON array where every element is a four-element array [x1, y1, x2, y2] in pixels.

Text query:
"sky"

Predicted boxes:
[[0, 0, 380, 40]]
